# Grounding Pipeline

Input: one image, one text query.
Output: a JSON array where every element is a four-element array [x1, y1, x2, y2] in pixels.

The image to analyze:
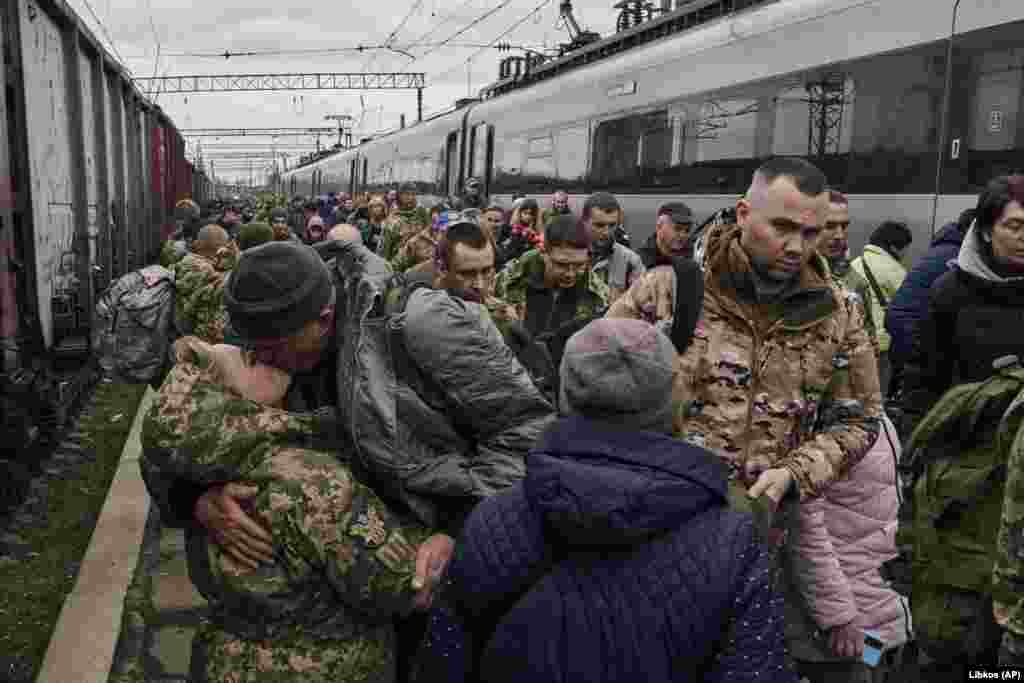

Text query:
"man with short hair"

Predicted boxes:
[[541, 190, 572, 226], [817, 191, 878, 354], [172, 224, 237, 344], [479, 202, 506, 242], [581, 192, 645, 304], [638, 201, 694, 268], [270, 207, 300, 242], [495, 214, 609, 367], [610, 156, 881, 512]]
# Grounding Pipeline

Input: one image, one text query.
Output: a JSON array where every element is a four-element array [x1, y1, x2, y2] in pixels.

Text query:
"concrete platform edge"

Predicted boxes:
[[35, 386, 156, 683]]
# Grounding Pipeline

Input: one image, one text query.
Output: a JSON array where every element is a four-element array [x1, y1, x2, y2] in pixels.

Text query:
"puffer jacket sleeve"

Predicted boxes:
[[899, 270, 960, 438], [788, 496, 859, 632], [606, 266, 677, 324], [707, 518, 797, 683], [783, 294, 882, 499], [885, 238, 958, 367], [402, 290, 556, 500], [416, 485, 553, 681]]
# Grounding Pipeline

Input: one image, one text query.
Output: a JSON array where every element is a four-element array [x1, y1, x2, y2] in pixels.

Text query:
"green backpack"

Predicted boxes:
[[898, 354, 1024, 650]]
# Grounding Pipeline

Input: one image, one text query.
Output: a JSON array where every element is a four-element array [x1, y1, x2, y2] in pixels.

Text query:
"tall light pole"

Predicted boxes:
[[931, 0, 964, 237]]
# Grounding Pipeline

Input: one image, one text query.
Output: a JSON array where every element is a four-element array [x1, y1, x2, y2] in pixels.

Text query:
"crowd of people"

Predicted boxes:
[[141, 158, 1024, 682]]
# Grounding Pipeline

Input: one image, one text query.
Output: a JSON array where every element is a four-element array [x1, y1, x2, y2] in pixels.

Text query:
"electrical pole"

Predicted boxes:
[[324, 114, 354, 148]]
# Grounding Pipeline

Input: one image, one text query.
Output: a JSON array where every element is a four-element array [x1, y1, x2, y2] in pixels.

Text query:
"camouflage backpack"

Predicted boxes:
[[896, 354, 1024, 655]]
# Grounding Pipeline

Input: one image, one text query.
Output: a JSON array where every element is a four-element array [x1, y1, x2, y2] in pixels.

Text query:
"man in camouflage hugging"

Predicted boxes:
[[141, 335, 433, 682]]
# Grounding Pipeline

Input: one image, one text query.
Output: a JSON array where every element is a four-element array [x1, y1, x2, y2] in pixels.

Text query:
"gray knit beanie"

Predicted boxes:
[[559, 318, 677, 434], [224, 241, 332, 341]]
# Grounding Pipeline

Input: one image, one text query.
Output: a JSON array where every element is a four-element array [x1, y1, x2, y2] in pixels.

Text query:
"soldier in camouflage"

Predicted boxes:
[[141, 336, 432, 682], [817, 190, 879, 356], [172, 224, 237, 343], [608, 158, 881, 543], [494, 213, 609, 369], [378, 183, 430, 262], [159, 199, 202, 268]]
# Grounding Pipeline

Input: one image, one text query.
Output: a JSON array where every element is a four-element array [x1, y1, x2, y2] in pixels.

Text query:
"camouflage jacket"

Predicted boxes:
[[494, 248, 609, 341], [140, 340, 430, 683], [824, 256, 880, 356], [607, 224, 882, 501], [378, 207, 430, 262], [172, 252, 234, 344], [159, 239, 188, 268], [391, 227, 439, 273]]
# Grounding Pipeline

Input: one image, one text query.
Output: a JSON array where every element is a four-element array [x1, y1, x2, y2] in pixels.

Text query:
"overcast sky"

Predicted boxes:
[[68, 0, 625, 182]]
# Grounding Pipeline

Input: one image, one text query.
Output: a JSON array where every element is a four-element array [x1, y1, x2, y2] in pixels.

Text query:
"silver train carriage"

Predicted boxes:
[[282, 0, 1024, 267]]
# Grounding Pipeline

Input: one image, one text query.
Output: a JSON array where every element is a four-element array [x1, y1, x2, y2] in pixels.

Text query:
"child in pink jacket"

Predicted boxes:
[[781, 412, 912, 682]]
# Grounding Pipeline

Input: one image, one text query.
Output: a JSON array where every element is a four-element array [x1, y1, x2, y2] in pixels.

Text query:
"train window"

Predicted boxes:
[[554, 124, 588, 190], [689, 99, 758, 164], [492, 134, 524, 193], [445, 132, 459, 196], [845, 45, 944, 193], [591, 110, 671, 190], [522, 133, 556, 189], [946, 20, 1024, 193], [472, 123, 489, 180]]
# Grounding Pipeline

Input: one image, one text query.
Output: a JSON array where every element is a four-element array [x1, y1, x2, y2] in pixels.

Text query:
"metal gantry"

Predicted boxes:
[[135, 73, 427, 121], [181, 127, 338, 137]]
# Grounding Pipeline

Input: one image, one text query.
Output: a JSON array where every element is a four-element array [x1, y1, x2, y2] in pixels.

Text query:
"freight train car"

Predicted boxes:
[[0, 0, 192, 373], [283, 0, 1024, 269]]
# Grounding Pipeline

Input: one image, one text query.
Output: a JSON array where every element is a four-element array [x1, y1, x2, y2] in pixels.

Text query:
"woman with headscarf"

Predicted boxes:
[[496, 198, 544, 269]]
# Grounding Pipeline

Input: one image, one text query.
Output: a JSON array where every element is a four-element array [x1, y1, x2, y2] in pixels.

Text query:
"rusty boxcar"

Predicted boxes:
[[0, 0, 205, 371]]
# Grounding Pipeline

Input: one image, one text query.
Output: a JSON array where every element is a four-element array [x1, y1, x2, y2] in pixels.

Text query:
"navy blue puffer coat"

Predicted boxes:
[[885, 219, 967, 367], [417, 416, 796, 683]]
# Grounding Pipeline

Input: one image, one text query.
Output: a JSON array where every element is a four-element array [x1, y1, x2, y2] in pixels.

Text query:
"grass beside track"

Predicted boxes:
[[0, 381, 146, 680]]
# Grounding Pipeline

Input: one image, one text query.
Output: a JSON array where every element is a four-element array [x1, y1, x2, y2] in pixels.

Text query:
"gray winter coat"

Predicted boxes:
[[325, 240, 556, 530]]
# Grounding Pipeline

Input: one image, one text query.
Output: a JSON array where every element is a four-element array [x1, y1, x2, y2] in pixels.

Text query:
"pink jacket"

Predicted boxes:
[[782, 413, 911, 661]]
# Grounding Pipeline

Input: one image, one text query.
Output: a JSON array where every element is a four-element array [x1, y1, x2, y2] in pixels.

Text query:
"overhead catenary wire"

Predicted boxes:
[[404, 0, 517, 66], [121, 42, 550, 60], [77, 0, 132, 74], [432, 0, 555, 84]]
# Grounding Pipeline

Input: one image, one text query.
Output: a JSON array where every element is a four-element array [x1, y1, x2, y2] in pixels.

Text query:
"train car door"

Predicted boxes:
[[349, 158, 357, 196]]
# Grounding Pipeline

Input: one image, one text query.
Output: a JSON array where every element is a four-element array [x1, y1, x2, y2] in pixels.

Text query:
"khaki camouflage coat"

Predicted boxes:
[[377, 207, 430, 262], [139, 338, 430, 683], [607, 224, 882, 501], [172, 252, 233, 344]]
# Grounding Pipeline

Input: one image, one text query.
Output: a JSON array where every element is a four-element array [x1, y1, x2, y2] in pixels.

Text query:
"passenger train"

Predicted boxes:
[[281, 0, 1024, 265]]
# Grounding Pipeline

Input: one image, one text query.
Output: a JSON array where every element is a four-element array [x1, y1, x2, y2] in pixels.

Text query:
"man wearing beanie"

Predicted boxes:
[[418, 318, 795, 683], [154, 238, 554, 682], [172, 224, 237, 344], [161, 199, 202, 267]]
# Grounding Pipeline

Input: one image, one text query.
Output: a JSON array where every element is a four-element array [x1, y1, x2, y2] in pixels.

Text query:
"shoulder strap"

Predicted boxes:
[[860, 256, 888, 308]]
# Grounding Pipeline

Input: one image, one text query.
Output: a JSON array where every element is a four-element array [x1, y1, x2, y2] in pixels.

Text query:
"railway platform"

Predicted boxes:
[[35, 387, 203, 683]]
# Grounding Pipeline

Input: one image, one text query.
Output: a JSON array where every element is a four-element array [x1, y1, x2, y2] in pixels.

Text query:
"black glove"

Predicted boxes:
[[505, 322, 557, 401], [669, 257, 704, 354]]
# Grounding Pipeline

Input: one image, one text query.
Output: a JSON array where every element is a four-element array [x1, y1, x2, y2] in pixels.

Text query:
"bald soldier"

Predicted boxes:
[[173, 224, 238, 344], [609, 157, 881, 533]]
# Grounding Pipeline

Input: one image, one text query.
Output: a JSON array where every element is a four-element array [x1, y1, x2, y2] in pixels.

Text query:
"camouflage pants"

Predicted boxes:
[[189, 620, 397, 683]]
